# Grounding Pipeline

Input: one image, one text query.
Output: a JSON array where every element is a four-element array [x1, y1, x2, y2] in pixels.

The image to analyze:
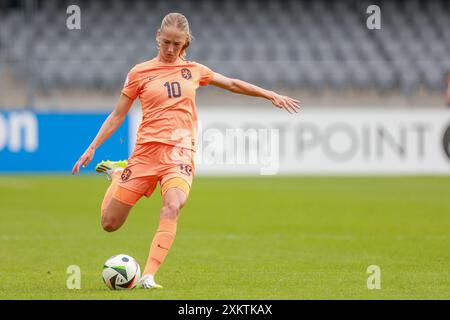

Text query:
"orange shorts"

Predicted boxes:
[[112, 142, 195, 206]]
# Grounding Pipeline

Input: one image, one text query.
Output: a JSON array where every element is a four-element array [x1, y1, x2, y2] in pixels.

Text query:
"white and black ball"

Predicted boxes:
[[102, 254, 141, 290]]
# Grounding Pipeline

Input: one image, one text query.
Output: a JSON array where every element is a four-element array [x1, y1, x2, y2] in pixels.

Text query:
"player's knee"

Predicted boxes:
[[160, 202, 181, 220], [101, 214, 120, 232]]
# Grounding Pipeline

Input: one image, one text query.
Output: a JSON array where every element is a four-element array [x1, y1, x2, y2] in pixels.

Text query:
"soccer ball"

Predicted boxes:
[[102, 254, 141, 290]]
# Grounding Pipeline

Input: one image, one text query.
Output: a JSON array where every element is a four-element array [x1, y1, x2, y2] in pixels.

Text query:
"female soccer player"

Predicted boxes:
[[72, 13, 300, 289]]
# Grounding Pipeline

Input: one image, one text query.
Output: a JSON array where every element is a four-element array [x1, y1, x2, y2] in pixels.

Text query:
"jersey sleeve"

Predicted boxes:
[[196, 63, 215, 86], [121, 66, 140, 99]]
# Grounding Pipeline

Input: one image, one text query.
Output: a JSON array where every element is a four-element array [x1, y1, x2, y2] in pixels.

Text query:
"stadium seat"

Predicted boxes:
[[0, 0, 449, 93]]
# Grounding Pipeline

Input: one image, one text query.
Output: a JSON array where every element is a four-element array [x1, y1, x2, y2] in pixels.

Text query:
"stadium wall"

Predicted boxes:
[[190, 108, 450, 175], [1, 108, 450, 174], [0, 110, 129, 173]]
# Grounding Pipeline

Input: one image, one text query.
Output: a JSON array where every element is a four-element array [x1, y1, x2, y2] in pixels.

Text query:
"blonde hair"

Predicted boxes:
[[158, 13, 193, 60]]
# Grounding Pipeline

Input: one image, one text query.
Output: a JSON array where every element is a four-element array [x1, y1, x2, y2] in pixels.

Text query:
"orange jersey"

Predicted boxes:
[[122, 58, 214, 151]]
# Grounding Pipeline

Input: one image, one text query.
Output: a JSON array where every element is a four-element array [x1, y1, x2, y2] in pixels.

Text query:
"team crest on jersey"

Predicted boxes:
[[181, 68, 192, 80], [179, 164, 193, 176], [121, 168, 132, 181]]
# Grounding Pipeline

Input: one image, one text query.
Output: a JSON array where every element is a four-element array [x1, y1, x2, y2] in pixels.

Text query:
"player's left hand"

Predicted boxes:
[[270, 93, 300, 114]]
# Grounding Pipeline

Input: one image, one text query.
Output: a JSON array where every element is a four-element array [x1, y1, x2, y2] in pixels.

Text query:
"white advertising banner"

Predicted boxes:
[[129, 107, 450, 175]]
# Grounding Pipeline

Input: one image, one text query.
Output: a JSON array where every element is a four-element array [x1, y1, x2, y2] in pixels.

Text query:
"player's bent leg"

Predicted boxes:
[[101, 185, 142, 232], [140, 178, 190, 289], [101, 198, 133, 232], [98, 159, 129, 222]]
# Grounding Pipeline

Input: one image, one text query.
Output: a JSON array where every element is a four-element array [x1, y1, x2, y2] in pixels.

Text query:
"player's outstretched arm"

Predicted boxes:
[[72, 93, 134, 175], [209, 72, 300, 114]]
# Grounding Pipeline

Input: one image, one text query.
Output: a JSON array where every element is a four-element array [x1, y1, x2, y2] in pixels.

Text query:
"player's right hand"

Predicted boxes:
[[72, 147, 95, 175]]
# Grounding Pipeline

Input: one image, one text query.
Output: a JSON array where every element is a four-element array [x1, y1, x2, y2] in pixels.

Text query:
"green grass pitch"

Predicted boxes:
[[0, 175, 449, 299]]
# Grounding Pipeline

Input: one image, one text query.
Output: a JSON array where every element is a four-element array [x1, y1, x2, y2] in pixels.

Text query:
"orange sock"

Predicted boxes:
[[143, 218, 178, 276], [101, 171, 121, 219]]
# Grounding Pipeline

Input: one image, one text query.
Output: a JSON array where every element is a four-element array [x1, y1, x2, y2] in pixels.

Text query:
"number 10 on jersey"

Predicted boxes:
[[164, 81, 182, 98]]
